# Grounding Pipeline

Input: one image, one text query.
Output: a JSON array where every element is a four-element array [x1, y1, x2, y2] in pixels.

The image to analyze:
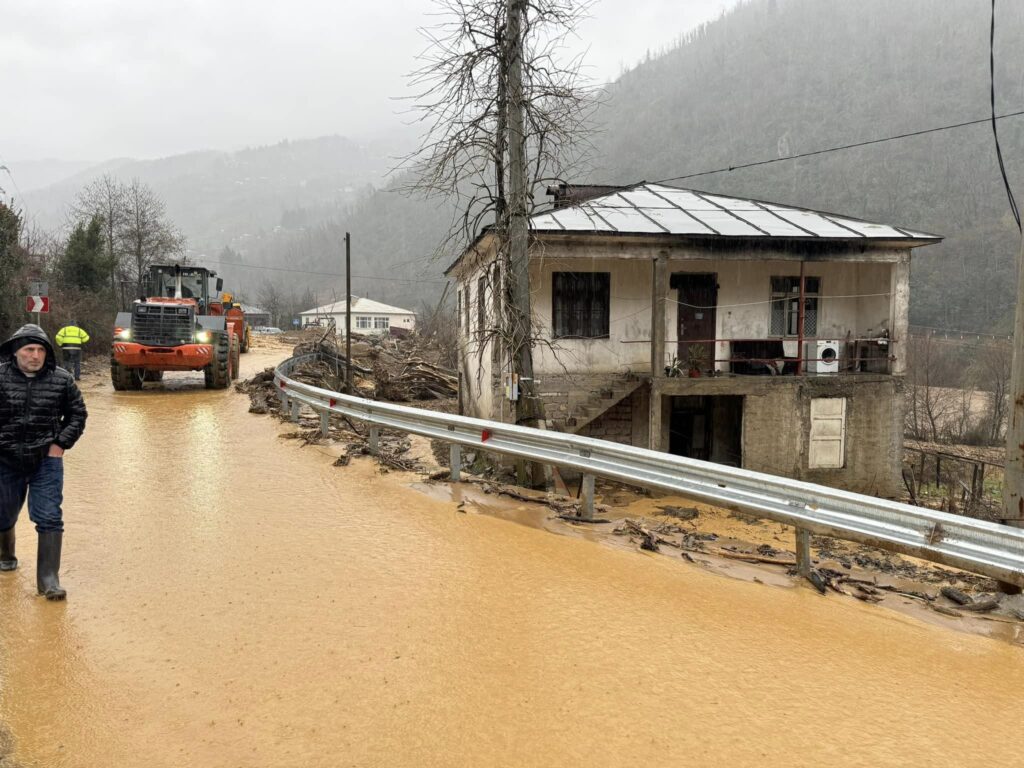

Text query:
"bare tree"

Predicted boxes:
[[971, 341, 1011, 444], [906, 332, 959, 442], [119, 179, 184, 299], [257, 280, 285, 328], [70, 174, 128, 303], [401, 0, 595, 477], [402, 0, 594, 248]]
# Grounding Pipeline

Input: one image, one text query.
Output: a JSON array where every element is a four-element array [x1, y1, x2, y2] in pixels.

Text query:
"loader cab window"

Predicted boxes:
[[151, 268, 208, 304]]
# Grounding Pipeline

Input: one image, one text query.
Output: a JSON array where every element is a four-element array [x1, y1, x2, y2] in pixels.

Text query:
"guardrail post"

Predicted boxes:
[[449, 444, 461, 482], [368, 427, 379, 456], [289, 398, 301, 423], [320, 410, 330, 438], [795, 527, 812, 578], [580, 474, 595, 521]]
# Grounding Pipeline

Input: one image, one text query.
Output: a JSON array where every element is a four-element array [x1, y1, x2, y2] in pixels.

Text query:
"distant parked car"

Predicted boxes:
[[254, 326, 284, 335]]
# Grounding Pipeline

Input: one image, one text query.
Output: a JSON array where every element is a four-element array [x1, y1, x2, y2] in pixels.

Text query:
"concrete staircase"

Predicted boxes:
[[553, 374, 646, 434]]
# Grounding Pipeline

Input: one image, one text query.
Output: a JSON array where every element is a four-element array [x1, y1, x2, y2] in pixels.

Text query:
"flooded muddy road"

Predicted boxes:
[[1, 347, 1023, 767]]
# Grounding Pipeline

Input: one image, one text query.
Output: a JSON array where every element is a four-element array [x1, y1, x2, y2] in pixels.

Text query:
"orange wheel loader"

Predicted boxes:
[[111, 264, 246, 390]]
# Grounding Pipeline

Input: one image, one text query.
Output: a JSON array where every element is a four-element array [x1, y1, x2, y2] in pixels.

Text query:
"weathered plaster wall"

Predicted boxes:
[[740, 377, 903, 496], [663, 260, 893, 373], [530, 255, 652, 375], [520, 247, 896, 376]]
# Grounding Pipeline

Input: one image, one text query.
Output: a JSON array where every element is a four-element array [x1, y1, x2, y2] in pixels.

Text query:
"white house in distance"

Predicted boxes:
[[299, 297, 417, 336]]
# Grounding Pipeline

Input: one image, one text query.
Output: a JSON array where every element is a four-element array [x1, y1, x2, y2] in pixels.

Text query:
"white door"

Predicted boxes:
[[809, 398, 846, 469]]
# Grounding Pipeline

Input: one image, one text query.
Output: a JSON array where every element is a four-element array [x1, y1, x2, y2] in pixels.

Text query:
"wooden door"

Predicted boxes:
[[672, 273, 717, 373]]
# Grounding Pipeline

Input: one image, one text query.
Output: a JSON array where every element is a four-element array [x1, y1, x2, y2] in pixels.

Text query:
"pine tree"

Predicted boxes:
[[59, 215, 112, 293]]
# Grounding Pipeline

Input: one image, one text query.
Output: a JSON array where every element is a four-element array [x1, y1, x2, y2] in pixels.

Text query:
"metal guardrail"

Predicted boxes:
[[275, 354, 1024, 589]]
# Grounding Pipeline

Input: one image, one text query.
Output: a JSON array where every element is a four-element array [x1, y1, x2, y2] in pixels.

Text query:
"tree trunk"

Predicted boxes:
[[505, 0, 545, 486]]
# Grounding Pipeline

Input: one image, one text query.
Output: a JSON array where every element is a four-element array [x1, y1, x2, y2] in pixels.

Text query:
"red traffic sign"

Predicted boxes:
[[26, 296, 49, 313]]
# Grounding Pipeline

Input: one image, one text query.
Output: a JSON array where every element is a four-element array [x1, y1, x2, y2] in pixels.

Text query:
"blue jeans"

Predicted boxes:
[[0, 457, 64, 534]]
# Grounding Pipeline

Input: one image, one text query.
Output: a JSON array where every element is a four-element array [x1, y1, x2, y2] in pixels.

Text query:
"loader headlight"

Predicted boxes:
[[195, 331, 211, 343], [116, 328, 131, 340]]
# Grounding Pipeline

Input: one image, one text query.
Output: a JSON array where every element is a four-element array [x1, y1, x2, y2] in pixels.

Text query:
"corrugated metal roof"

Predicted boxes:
[[527, 183, 941, 241], [300, 297, 416, 317]]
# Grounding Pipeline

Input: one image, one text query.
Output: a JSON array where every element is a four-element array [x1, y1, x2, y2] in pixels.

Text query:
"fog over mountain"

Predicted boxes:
[[11, 0, 1024, 328]]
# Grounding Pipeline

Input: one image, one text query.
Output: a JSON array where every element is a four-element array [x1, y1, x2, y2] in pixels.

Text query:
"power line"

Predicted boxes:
[[202, 257, 447, 285], [651, 109, 1024, 185], [990, 0, 1020, 230]]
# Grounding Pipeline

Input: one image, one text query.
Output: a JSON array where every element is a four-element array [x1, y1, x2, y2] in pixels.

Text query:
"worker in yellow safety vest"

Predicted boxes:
[[54, 323, 90, 381]]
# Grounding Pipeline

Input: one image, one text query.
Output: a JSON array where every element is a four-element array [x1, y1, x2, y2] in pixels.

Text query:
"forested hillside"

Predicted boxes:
[[21, 0, 1024, 329], [593, 0, 1024, 332]]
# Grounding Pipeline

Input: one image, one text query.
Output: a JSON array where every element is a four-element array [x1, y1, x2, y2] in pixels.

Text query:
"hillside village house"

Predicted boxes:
[[299, 297, 417, 336], [446, 183, 941, 496]]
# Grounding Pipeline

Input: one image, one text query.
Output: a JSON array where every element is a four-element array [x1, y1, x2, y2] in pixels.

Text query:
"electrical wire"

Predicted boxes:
[[990, 0, 1020, 231], [201, 257, 447, 285], [649, 109, 1024, 185]]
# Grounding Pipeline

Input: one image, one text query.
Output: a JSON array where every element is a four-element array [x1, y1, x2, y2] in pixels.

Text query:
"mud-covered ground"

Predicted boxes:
[[246, 352, 1024, 648]]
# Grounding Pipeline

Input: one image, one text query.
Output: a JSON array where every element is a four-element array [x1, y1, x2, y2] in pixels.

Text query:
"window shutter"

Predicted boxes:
[[809, 398, 846, 469]]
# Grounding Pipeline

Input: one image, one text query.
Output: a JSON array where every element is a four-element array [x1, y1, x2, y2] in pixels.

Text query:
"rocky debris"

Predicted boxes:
[[656, 505, 700, 521], [940, 586, 973, 605]]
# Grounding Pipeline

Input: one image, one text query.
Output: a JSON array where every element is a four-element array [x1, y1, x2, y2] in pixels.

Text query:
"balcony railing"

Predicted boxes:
[[623, 336, 894, 376]]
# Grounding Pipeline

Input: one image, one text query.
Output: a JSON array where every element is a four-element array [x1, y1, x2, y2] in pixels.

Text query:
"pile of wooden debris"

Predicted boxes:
[[284, 329, 458, 403], [237, 329, 459, 473]]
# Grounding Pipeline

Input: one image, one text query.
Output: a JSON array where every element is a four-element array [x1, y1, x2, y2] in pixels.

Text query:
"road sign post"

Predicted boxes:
[[26, 296, 49, 313], [27, 280, 50, 327]]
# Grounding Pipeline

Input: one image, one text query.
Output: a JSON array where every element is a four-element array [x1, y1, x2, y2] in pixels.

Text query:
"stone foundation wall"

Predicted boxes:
[[741, 377, 904, 496], [579, 397, 634, 445]]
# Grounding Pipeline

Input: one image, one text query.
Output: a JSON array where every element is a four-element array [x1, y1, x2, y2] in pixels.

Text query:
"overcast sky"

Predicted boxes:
[[2, 0, 740, 162]]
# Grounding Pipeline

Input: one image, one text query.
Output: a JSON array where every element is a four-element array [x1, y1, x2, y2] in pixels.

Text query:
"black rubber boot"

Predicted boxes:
[[0, 527, 16, 571], [37, 531, 66, 601]]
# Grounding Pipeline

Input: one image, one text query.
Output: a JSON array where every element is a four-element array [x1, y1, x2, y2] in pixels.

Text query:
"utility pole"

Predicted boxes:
[[505, 0, 545, 486], [1000, 236, 1024, 593], [505, 0, 539, 425], [345, 232, 352, 395], [1004, 235, 1024, 529]]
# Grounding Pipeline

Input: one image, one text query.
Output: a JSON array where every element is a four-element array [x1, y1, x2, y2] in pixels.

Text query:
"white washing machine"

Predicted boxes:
[[806, 340, 840, 375]]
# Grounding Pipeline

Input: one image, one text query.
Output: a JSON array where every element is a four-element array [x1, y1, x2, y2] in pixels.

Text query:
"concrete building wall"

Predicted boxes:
[[744, 378, 903, 496], [663, 260, 893, 373], [519, 248, 897, 376], [530, 256, 652, 375], [450, 237, 910, 496]]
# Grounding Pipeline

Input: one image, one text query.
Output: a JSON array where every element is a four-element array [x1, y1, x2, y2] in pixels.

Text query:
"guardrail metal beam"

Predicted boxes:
[[275, 354, 1024, 588]]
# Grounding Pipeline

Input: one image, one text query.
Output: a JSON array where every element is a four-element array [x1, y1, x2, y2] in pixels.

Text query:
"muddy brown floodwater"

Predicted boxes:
[[1, 347, 1023, 767]]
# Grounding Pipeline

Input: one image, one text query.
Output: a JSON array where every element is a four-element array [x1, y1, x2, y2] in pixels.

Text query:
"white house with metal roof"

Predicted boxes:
[[299, 297, 417, 336], [445, 182, 941, 496]]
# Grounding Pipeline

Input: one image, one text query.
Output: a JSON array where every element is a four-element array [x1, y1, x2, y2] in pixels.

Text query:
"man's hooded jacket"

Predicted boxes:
[[0, 324, 88, 471]]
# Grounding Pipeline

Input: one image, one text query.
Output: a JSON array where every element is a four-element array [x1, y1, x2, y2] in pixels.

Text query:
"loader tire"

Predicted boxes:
[[230, 335, 241, 380], [143, 370, 164, 382], [204, 333, 231, 390], [240, 326, 250, 354], [111, 358, 144, 391]]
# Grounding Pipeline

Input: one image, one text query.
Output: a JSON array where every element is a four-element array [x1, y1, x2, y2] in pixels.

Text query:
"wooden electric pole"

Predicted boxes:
[[504, 0, 545, 486], [345, 231, 352, 395], [505, 0, 539, 426], [1004, 235, 1024, 529]]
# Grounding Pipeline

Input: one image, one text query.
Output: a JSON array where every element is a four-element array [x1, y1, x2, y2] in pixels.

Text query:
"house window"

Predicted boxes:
[[770, 276, 819, 336], [809, 397, 846, 469], [356, 316, 371, 330], [463, 283, 471, 331], [477, 275, 488, 334], [492, 263, 501, 316], [552, 272, 610, 339], [374, 316, 389, 329]]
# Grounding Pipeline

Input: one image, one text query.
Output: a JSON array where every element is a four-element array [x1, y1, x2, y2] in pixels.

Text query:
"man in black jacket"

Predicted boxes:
[[0, 324, 88, 600]]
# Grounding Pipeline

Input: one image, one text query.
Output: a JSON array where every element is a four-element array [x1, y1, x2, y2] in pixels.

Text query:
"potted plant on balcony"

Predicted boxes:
[[686, 345, 709, 378]]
